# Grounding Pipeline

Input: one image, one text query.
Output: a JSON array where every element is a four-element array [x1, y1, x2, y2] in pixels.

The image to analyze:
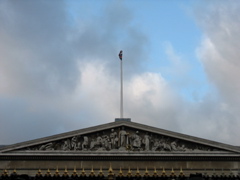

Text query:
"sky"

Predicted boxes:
[[0, 0, 240, 146]]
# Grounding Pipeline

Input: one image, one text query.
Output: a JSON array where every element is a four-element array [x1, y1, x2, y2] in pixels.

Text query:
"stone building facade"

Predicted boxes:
[[1, 120, 240, 179]]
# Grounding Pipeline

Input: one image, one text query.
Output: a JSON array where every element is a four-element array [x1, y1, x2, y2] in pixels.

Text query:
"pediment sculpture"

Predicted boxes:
[[19, 126, 222, 152]]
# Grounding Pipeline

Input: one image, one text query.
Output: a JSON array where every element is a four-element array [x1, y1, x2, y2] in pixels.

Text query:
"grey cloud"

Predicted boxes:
[[2, 0, 239, 147], [0, 1, 150, 144], [195, 1, 240, 107], [0, 97, 65, 144], [73, 1, 149, 77], [0, 0, 78, 97], [189, 1, 240, 145], [0, 0, 148, 97]]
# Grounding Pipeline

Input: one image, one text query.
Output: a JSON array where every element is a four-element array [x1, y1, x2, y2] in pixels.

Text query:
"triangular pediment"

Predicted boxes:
[[1, 121, 239, 154]]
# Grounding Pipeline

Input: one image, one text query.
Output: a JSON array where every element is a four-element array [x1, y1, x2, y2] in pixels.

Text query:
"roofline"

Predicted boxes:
[[0, 121, 239, 153]]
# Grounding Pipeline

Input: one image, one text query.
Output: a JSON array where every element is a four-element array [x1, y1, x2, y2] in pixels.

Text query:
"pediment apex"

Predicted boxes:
[[0, 121, 239, 154]]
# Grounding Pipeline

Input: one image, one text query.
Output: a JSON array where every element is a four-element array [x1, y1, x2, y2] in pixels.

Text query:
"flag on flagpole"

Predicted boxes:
[[119, 50, 123, 60]]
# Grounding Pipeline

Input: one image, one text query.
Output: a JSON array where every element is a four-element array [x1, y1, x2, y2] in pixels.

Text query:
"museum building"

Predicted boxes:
[[1, 120, 240, 180]]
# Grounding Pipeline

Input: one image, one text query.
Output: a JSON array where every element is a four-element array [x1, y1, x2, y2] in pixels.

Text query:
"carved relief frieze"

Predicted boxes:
[[21, 126, 221, 152]]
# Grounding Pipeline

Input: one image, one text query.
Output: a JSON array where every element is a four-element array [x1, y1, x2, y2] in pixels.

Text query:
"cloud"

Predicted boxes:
[[0, 0, 78, 97], [1, 0, 240, 147], [192, 1, 240, 145], [74, 59, 184, 132], [0, 1, 150, 144]]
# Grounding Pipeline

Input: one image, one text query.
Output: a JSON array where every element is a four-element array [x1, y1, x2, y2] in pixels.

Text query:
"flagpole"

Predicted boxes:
[[120, 56, 123, 118], [115, 50, 131, 122]]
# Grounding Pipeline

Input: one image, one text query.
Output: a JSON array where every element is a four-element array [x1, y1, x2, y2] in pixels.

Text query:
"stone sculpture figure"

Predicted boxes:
[[96, 134, 103, 147], [143, 133, 150, 151], [178, 144, 187, 151], [90, 134, 102, 150], [71, 136, 80, 151], [82, 136, 89, 150], [62, 140, 71, 151], [161, 138, 171, 151], [119, 127, 128, 147], [131, 131, 142, 150], [152, 138, 160, 151], [90, 138, 96, 150], [101, 134, 110, 150], [171, 140, 178, 151], [39, 142, 54, 151], [110, 129, 118, 149]]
